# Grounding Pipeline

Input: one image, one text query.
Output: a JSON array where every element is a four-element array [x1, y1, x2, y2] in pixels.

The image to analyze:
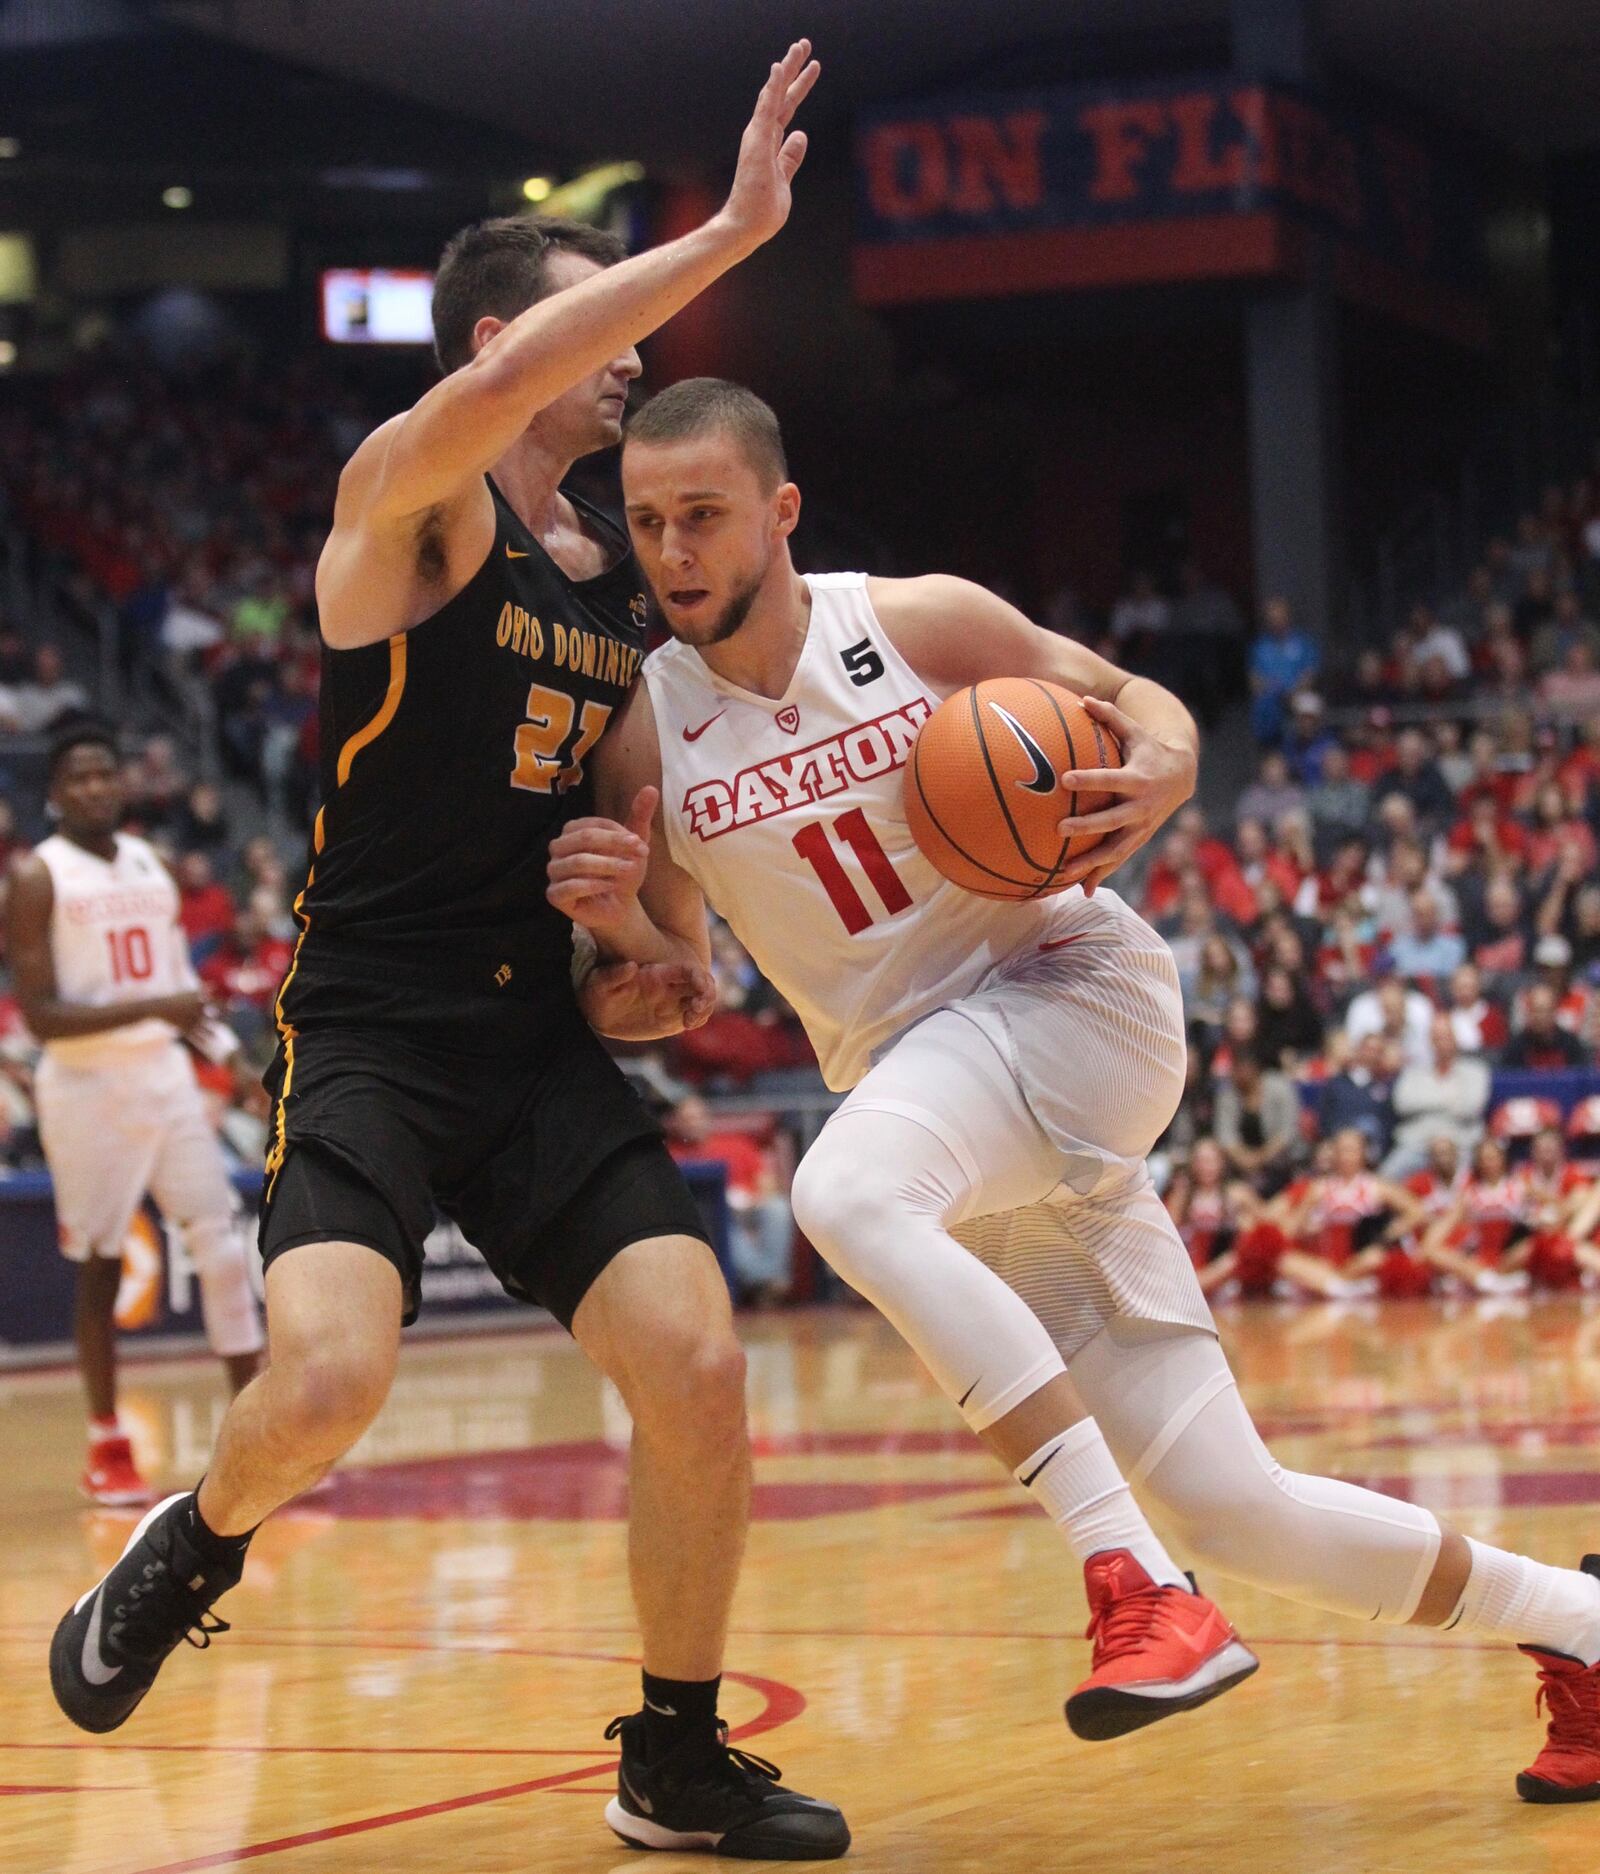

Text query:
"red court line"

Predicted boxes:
[[120, 1649, 804, 1874], [124, 1757, 620, 1872], [0, 1742, 602, 1758], [0, 1782, 130, 1794]]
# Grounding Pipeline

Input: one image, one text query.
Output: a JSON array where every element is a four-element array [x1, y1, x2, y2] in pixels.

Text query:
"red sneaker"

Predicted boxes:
[[1065, 1549, 1259, 1740], [1518, 1628, 1600, 1803], [81, 1434, 154, 1508]]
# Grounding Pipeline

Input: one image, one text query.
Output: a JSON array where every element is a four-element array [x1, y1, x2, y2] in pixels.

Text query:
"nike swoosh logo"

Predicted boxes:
[[1167, 1606, 1232, 1663], [988, 703, 1056, 795], [80, 1584, 123, 1687], [1020, 1445, 1063, 1488], [505, 544, 530, 559], [1038, 934, 1091, 953], [683, 712, 725, 742], [619, 1766, 654, 1815], [956, 1377, 981, 1409], [642, 1696, 678, 1716]]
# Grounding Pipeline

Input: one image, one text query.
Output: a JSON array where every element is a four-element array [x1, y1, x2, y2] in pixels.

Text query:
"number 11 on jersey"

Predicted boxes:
[[791, 809, 912, 935]]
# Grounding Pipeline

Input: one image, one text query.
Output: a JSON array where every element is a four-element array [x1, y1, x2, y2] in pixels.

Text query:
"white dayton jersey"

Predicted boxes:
[[648, 573, 1070, 1089], [651, 573, 1202, 1360], [33, 831, 195, 1067]]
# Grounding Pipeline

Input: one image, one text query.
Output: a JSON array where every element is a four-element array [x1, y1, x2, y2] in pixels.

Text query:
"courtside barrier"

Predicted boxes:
[[0, 1162, 728, 1367]]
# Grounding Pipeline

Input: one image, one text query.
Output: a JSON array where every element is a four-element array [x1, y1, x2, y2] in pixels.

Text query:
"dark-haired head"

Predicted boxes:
[[48, 719, 117, 784], [431, 214, 628, 375], [430, 215, 639, 461], [48, 721, 124, 841]]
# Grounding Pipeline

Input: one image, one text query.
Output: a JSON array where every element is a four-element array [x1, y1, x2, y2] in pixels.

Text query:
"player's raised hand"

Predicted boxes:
[[719, 39, 821, 251], [546, 785, 658, 933], [1053, 694, 1197, 896]]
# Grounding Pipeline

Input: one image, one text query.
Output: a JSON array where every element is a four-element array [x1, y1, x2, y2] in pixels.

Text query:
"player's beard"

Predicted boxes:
[[651, 557, 768, 647]]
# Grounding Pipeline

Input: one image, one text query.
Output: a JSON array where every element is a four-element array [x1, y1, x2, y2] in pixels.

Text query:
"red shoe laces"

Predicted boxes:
[[1534, 1661, 1600, 1749], [1086, 1584, 1171, 1665]]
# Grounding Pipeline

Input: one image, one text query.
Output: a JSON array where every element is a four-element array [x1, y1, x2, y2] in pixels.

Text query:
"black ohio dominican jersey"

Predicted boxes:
[[260, 476, 706, 1327], [285, 478, 647, 1020]]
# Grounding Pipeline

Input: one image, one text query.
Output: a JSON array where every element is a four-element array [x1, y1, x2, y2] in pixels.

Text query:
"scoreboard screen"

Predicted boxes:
[[321, 269, 434, 344]]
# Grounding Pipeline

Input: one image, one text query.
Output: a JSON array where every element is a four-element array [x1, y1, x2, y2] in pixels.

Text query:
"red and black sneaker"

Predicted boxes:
[[1065, 1549, 1259, 1741], [1518, 1568, 1600, 1805]]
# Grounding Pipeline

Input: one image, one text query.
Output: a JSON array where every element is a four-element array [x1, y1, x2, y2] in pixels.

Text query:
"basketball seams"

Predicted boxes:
[[908, 729, 1039, 893], [971, 684, 1053, 876], [906, 678, 1124, 902], [1028, 678, 1078, 896]]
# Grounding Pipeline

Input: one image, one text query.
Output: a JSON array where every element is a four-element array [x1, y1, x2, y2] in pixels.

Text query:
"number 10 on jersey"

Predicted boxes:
[[792, 810, 912, 934], [106, 926, 153, 982]]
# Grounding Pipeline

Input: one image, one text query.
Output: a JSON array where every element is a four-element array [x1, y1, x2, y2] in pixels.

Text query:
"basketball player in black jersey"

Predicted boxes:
[[51, 43, 849, 1861]]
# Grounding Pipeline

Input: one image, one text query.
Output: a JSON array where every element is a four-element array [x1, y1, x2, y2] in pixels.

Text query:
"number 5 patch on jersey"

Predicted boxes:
[[841, 638, 884, 687]]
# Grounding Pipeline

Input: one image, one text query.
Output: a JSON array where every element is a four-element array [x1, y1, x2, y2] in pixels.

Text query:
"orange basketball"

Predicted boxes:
[[904, 678, 1122, 900]]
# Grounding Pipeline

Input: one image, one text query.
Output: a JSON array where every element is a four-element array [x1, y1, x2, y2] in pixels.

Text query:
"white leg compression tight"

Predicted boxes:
[[792, 1011, 1191, 1589], [791, 1122, 1064, 1431], [790, 1011, 1074, 1432], [1069, 1320, 1443, 1623]]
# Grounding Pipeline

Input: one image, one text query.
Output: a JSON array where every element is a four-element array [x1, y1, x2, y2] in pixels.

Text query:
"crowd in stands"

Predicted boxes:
[[1153, 470, 1600, 1304], [7, 345, 1600, 1310], [0, 350, 377, 825]]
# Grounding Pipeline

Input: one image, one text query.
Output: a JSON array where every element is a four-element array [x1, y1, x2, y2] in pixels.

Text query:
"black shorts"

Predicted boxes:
[[258, 990, 708, 1329]]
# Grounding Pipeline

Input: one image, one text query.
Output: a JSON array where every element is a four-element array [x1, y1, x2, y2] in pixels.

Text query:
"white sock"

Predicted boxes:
[[1449, 1539, 1600, 1664], [1013, 1418, 1188, 1590], [87, 1414, 123, 1442]]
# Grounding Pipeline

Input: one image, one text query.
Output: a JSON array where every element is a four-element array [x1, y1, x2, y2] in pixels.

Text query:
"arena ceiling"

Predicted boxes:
[[155, 0, 1600, 169]]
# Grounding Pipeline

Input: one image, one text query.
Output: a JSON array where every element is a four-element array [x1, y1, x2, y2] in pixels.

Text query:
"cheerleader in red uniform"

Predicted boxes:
[[1419, 1137, 1537, 1294], [1186, 1140, 1333, 1299], [1165, 1139, 1268, 1296], [1275, 1127, 1427, 1298], [1403, 1134, 1465, 1219], [1372, 1135, 1468, 1299], [1504, 1127, 1600, 1290]]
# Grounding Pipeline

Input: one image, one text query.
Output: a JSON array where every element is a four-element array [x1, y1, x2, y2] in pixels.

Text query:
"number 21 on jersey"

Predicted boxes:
[[511, 683, 612, 795], [792, 810, 912, 935]]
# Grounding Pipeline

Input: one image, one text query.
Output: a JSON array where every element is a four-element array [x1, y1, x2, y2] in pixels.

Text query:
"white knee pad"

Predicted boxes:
[[185, 1216, 266, 1360], [1071, 1322, 1440, 1624]]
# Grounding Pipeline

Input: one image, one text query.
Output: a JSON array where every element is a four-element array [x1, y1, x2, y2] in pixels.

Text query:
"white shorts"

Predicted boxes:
[[842, 889, 1212, 1358], [956, 887, 1189, 1179], [35, 1043, 236, 1262]]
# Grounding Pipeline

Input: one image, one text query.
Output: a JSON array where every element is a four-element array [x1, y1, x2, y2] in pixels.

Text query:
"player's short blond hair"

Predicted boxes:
[[625, 377, 787, 492]]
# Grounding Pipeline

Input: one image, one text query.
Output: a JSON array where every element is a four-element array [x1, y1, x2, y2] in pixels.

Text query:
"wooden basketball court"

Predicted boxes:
[[5, 1297, 1600, 1873]]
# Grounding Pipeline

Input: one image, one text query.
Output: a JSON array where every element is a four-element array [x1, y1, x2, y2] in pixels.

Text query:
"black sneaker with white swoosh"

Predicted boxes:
[[50, 1493, 243, 1734], [603, 1711, 850, 1859]]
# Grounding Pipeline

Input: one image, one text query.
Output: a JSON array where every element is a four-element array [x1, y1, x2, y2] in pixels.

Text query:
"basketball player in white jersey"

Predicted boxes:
[[5, 725, 264, 1505], [553, 379, 1600, 1799]]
